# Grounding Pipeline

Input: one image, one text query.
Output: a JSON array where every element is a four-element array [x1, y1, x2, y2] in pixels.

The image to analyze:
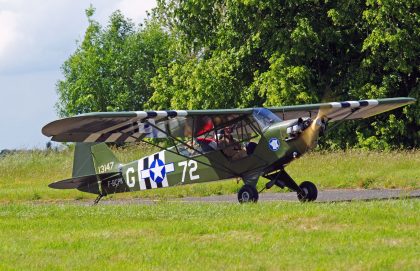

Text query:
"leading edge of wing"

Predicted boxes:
[[268, 97, 415, 121], [268, 97, 415, 112], [42, 97, 415, 141]]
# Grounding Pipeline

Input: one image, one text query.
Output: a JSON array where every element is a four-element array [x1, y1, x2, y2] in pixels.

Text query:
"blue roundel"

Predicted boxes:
[[268, 138, 280, 151], [149, 159, 166, 183]]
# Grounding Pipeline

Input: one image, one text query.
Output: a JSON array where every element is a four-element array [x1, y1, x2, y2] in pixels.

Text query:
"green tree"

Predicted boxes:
[[150, 0, 418, 149], [57, 1, 419, 149], [56, 6, 173, 116]]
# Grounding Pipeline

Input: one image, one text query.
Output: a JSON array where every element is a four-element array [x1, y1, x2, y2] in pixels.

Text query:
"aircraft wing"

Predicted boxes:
[[42, 97, 415, 143], [269, 97, 416, 121]]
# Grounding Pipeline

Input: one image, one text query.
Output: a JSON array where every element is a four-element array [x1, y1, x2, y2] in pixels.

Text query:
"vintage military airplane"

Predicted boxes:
[[42, 97, 415, 204]]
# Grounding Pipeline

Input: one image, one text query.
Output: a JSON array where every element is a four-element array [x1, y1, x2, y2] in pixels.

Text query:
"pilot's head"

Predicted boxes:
[[216, 130, 225, 140]]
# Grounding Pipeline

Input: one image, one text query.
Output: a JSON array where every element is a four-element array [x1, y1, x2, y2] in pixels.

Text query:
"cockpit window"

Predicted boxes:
[[252, 108, 282, 131]]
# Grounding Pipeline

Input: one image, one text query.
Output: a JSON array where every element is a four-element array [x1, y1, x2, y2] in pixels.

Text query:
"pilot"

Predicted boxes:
[[217, 128, 247, 160]]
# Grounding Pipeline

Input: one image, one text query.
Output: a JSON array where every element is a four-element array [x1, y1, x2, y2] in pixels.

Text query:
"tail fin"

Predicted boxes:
[[72, 143, 120, 177], [49, 143, 124, 195]]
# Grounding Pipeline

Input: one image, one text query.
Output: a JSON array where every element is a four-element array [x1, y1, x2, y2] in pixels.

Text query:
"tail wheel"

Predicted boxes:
[[297, 181, 318, 202], [238, 185, 259, 203]]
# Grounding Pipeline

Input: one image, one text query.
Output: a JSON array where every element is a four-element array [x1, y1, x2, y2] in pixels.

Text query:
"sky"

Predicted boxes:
[[0, 0, 156, 150]]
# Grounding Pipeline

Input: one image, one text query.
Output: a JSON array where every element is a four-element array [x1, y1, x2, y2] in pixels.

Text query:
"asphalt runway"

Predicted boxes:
[[99, 189, 420, 205]]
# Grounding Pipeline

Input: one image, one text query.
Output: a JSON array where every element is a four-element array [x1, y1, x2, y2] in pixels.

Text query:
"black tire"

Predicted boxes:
[[238, 185, 259, 203], [297, 181, 318, 202]]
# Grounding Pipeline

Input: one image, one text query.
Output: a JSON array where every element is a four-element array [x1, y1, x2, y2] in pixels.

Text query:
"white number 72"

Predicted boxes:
[[178, 160, 200, 182]]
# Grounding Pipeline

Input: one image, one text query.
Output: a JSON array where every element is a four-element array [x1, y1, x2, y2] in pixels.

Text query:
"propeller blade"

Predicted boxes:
[[300, 106, 329, 149]]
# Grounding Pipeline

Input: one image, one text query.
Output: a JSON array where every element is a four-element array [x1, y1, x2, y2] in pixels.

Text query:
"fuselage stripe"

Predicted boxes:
[[143, 157, 151, 189], [160, 151, 169, 188], [138, 159, 146, 190]]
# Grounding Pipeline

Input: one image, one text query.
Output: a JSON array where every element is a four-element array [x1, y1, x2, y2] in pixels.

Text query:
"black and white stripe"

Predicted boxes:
[[82, 110, 188, 143], [329, 99, 378, 108], [137, 151, 169, 191], [324, 99, 379, 121]]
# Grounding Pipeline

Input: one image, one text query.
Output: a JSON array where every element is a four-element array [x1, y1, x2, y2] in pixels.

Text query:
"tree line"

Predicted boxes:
[[56, 0, 419, 150]]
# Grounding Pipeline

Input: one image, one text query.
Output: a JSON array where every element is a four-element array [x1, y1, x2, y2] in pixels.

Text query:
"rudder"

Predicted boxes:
[[91, 143, 121, 174]]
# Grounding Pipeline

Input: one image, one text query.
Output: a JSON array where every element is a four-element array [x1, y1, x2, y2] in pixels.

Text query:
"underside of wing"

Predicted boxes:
[[42, 109, 253, 143], [270, 97, 415, 122], [42, 97, 415, 143]]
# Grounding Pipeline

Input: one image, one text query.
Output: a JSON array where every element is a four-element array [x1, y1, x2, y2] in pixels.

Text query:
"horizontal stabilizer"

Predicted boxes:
[[48, 173, 123, 195]]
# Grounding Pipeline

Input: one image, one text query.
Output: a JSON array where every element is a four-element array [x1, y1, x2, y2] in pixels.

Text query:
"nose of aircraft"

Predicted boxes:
[[299, 107, 328, 150]]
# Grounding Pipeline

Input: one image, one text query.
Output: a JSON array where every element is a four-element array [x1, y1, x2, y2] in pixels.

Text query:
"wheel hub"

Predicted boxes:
[[242, 191, 250, 201]]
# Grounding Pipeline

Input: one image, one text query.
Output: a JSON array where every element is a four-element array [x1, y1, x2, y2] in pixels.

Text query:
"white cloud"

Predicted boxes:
[[0, 0, 157, 149], [0, 0, 156, 74], [0, 10, 23, 59]]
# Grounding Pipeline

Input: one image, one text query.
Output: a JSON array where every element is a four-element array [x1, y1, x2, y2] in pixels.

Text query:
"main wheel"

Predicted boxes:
[[238, 185, 259, 203], [297, 181, 318, 202]]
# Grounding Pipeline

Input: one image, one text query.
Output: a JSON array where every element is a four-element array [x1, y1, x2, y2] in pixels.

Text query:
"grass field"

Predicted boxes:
[[0, 147, 418, 270], [0, 146, 419, 202], [0, 200, 418, 270]]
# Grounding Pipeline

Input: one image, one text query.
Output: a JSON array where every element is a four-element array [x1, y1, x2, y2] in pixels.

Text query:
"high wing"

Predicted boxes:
[[269, 97, 415, 121], [42, 97, 415, 143]]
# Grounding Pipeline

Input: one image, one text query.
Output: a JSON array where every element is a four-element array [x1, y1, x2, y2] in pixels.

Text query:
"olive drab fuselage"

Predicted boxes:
[[98, 120, 319, 195]]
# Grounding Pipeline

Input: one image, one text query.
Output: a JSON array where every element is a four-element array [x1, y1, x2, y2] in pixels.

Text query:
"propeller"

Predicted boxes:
[[299, 106, 329, 150]]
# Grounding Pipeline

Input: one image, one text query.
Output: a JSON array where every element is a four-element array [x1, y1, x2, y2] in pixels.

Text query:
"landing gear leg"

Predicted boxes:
[[264, 170, 317, 202], [93, 194, 104, 205]]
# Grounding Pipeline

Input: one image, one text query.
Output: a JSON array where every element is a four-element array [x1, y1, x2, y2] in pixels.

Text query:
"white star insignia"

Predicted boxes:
[[151, 163, 165, 181], [269, 138, 280, 151]]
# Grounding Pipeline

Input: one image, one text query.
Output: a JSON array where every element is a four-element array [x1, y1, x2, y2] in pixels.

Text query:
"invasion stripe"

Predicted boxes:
[[166, 110, 178, 117], [159, 151, 169, 188], [155, 111, 168, 117], [146, 111, 158, 118], [94, 119, 137, 135], [143, 157, 151, 190], [329, 102, 342, 108], [96, 133, 113, 142], [135, 111, 148, 118], [105, 133, 123, 142], [137, 158, 146, 190], [346, 101, 360, 107], [176, 110, 188, 117], [84, 133, 101, 142], [124, 136, 137, 143], [365, 99, 379, 106], [359, 101, 369, 106], [115, 133, 131, 143], [348, 99, 380, 119]]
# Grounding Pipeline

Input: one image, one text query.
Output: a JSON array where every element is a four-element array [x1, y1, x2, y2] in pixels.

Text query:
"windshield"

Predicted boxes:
[[252, 108, 282, 131]]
